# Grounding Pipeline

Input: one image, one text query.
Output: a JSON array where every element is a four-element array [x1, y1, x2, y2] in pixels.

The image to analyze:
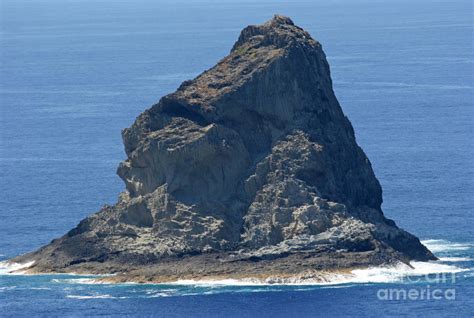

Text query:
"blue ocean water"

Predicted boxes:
[[0, 0, 473, 316]]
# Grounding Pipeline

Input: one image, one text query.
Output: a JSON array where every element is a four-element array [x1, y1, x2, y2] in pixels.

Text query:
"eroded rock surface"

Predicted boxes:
[[16, 15, 435, 277]]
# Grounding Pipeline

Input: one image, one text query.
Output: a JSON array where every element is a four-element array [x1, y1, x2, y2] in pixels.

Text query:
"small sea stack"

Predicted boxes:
[[13, 15, 435, 283]]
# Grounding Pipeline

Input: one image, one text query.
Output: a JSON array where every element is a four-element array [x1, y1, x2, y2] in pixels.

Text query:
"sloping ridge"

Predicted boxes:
[[14, 15, 435, 278]]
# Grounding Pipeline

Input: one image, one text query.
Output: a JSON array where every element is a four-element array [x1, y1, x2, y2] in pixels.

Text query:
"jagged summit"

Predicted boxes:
[[231, 14, 313, 51], [13, 16, 435, 282], [266, 14, 295, 26]]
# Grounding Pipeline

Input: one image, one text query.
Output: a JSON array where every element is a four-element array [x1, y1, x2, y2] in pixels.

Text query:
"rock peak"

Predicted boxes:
[[267, 14, 294, 26], [231, 15, 316, 53], [159, 16, 321, 115]]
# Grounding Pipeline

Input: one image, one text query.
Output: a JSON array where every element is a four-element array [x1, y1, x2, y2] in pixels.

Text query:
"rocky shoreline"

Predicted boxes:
[[11, 15, 435, 282], [15, 248, 407, 284]]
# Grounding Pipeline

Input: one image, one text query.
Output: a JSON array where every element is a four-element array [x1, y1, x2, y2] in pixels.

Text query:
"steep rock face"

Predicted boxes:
[[19, 15, 435, 273]]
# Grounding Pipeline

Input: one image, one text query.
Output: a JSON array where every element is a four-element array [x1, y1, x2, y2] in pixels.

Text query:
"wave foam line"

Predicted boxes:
[[421, 239, 473, 253], [348, 261, 467, 284], [66, 294, 127, 299], [0, 261, 35, 275], [51, 278, 102, 284], [438, 257, 473, 262], [169, 261, 469, 286]]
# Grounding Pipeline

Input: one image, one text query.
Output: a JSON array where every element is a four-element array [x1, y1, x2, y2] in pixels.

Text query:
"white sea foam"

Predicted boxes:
[[346, 261, 467, 284], [148, 292, 174, 298], [0, 260, 35, 275], [421, 239, 473, 253], [66, 294, 126, 299], [51, 278, 105, 284], [169, 260, 469, 286], [438, 257, 473, 262], [28, 287, 52, 290]]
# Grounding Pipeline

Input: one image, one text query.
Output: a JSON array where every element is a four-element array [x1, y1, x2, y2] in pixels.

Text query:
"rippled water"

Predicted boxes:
[[1, 0, 473, 316]]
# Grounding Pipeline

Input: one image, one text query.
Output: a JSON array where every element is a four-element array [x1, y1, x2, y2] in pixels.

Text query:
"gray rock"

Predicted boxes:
[[14, 15, 435, 278]]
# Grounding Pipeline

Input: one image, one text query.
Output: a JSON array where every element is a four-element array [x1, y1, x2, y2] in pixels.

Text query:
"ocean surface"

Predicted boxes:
[[0, 0, 473, 316]]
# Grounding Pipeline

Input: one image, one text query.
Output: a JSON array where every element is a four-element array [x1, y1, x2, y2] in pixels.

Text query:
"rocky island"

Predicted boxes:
[[12, 15, 435, 283]]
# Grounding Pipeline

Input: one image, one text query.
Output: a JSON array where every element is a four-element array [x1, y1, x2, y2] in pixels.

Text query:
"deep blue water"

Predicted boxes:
[[0, 0, 473, 316]]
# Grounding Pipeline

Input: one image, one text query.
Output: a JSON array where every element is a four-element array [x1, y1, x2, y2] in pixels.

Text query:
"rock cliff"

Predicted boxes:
[[15, 15, 435, 281]]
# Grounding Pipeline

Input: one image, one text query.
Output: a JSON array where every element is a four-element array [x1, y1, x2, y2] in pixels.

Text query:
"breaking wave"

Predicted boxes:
[[438, 257, 473, 262], [66, 294, 127, 299], [168, 260, 468, 287], [0, 261, 35, 275], [422, 239, 473, 253], [51, 278, 103, 284]]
